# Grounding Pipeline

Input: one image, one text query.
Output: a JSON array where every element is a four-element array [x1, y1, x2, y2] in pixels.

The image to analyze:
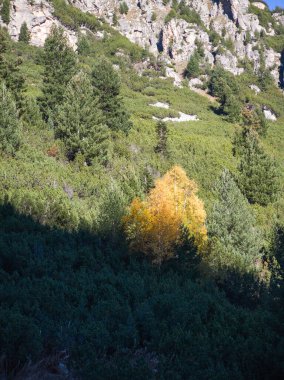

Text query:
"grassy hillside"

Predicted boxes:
[[0, 3, 284, 378]]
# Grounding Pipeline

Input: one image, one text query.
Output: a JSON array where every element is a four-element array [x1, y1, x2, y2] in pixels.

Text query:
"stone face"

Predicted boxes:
[[0, 0, 77, 47], [1, 0, 283, 86], [251, 2, 266, 11], [263, 107, 277, 121], [249, 84, 261, 94]]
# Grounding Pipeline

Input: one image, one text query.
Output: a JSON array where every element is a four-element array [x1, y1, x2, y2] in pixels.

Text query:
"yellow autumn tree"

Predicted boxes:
[[123, 166, 207, 264]]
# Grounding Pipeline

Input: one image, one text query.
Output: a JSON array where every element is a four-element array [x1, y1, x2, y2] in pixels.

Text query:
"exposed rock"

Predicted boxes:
[[189, 78, 203, 89], [1, 0, 283, 87], [263, 107, 277, 121], [249, 84, 261, 94], [165, 67, 183, 87], [0, 0, 77, 48], [215, 50, 244, 75], [153, 112, 199, 122], [150, 102, 169, 109], [251, 2, 267, 10]]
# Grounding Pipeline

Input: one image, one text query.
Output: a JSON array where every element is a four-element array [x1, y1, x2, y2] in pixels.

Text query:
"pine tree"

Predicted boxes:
[[0, 29, 25, 113], [154, 120, 168, 156], [39, 25, 77, 121], [56, 71, 110, 165], [112, 13, 118, 26], [92, 58, 132, 134], [222, 93, 242, 122], [18, 22, 30, 44], [237, 131, 279, 205], [207, 169, 262, 275], [184, 50, 200, 79], [0, 84, 21, 155], [1, 0, 10, 24]]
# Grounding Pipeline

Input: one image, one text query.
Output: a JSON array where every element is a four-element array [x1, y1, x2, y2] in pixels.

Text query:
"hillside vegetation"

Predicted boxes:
[[0, 1, 284, 379]]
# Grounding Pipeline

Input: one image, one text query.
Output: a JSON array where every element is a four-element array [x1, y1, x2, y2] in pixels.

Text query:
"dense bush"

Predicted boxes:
[[0, 203, 283, 379]]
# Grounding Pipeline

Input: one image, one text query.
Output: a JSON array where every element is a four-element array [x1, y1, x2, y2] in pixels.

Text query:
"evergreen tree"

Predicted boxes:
[[208, 65, 242, 121], [92, 58, 132, 134], [112, 13, 118, 26], [18, 22, 30, 44], [1, 0, 10, 24], [222, 92, 242, 122], [0, 29, 25, 112], [56, 71, 110, 165], [207, 169, 261, 275], [77, 34, 90, 55], [237, 131, 279, 205], [0, 84, 21, 155], [39, 25, 77, 121], [154, 120, 168, 156], [184, 50, 200, 79]]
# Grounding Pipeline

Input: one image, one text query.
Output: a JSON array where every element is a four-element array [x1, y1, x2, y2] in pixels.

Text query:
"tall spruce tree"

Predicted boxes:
[[1, 0, 10, 24], [0, 84, 21, 155], [39, 25, 76, 121], [0, 28, 25, 113], [18, 22, 30, 44], [207, 169, 262, 275], [92, 58, 132, 134], [154, 120, 168, 156], [237, 131, 279, 205], [56, 71, 110, 165], [184, 50, 200, 79]]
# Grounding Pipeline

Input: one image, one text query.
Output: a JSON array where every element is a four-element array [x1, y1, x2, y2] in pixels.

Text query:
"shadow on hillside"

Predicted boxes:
[[280, 50, 284, 89], [0, 203, 283, 379]]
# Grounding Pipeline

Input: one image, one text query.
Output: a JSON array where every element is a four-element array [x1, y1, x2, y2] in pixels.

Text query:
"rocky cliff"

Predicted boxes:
[[1, 0, 283, 85]]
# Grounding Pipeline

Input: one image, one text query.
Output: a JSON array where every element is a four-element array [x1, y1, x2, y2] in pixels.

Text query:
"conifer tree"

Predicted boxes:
[[0, 84, 21, 155], [154, 120, 168, 156], [237, 131, 279, 205], [56, 71, 110, 165], [207, 169, 261, 275], [39, 25, 77, 121], [18, 22, 30, 44], [0, 29, 25, 112], [92, 58, 132, 134], [1, 0, 10, 24], [184, 50, 200, 79]]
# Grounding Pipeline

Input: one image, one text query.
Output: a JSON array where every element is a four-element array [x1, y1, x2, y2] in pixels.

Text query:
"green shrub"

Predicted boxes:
[[1, 0, 10, 24]]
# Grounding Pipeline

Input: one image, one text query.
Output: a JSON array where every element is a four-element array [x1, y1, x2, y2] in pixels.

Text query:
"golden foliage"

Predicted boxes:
[[123, 166, 207, 263]]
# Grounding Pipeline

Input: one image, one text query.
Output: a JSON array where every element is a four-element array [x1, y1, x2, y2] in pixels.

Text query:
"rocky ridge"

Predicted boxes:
[[1, 0, 283, 85]]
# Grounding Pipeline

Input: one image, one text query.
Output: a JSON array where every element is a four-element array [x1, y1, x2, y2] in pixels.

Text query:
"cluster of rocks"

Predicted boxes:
[[1, 0, 283, 86]]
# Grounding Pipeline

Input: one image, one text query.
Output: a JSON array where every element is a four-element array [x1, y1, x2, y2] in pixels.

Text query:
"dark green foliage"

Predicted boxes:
[[222, 93, 242, 122], [1, 0, 10, 24], [76, 33, 91, 55], [39, 25, 77, 121], [178, 0, 203, 26], [119, 1, 129, 15], [165, 1, 203, 27], [184, 50, 200, 79], [0, 32, 26, 112], [56, 71, 110, 165], [208, 65, 242, 121], [18, 22, 31, 44], [0, 203, 284, 379], [0, 84, 21, 155], [154, 120, 168, 156], [237, 131, 280, 206], [22, 97, 45, 129], [92, 58, 132, 134], [165, 9, 177, 23], [207, 169, 262, 276], [112, 12, 118, 26]]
